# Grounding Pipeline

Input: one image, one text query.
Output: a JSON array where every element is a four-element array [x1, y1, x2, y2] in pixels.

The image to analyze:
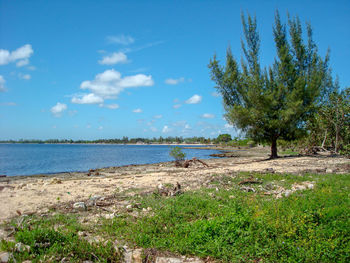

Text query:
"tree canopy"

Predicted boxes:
[[209, 11, 332, 158]]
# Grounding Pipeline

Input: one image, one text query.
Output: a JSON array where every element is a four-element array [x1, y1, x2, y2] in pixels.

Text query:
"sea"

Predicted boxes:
[[0, 144, 221, 176]]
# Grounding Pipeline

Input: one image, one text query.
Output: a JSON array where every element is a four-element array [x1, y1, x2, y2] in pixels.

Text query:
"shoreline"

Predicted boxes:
[[0, 147, 349, 223]]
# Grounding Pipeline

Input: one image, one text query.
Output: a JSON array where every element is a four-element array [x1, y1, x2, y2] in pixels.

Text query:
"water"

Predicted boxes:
[[0, 144, 221, 176]]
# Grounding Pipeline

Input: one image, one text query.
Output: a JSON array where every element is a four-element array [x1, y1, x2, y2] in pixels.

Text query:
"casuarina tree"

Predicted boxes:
[[209, 11, 332, 158]]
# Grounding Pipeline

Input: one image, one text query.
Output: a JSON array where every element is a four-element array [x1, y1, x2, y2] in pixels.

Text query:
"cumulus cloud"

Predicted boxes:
[[185, 94, 202, 104], [0, 44, 33, 66], [79, 69, 154, 100], [98, 52, 128, 65], [165, 77, 185, 85], [103, 104, 119, 109], [50, 102, 67, 117], [0, 75, 6, 92], [201, 113, 215, 119], [71, 93, 104, 104], [18, 73, 31, 80], [173, 104, 182, 109], [162, 125, 172, 133], [106, 35, 135, 45], [133, 108, 142, 113]]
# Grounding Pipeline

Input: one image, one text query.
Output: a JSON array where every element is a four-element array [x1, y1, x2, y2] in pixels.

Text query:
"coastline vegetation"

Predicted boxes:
[[1, 172, 349, 262]]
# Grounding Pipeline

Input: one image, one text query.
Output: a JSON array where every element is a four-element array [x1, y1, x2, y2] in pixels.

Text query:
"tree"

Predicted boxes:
[[309, 85, 350, 153], [216, 134, 232, 144], [209, 11, 331, 158], [169, 146, 186, 166]]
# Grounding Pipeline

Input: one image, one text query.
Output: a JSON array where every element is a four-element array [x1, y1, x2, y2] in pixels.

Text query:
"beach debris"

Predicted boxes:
[[157, 182, 183, 196], [180, 158, 209, 168], [240, 186, 256, 192], [264, 168, 275, 173], [238, 176, 262, 185], [73, 202, 87, 211]]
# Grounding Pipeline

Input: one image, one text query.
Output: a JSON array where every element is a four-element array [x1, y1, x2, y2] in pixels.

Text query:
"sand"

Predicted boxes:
[[0, 147, 349, 223]]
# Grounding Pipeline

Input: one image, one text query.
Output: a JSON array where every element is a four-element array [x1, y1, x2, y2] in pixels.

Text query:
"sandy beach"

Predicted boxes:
[[1, 147, 349, 223]]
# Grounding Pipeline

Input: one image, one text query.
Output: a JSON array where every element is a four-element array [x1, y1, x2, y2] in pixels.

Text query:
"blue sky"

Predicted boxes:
[[1, 0, 349, 140]]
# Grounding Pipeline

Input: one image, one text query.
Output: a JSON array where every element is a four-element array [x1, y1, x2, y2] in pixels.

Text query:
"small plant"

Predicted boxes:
[[169, 146, 186, 166]]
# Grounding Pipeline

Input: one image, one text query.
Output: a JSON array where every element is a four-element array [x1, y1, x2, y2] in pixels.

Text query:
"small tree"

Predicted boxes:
[[169, 146, 186, 166], [209, 11, 331, 158], [216, 134, 232, 144]]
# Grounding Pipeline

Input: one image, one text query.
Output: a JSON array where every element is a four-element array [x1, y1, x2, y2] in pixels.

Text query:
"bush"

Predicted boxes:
[[169, 147, 186, 162]]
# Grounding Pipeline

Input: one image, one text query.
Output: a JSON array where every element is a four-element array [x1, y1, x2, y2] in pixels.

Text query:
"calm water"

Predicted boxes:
[[0, 144, 221, 176]]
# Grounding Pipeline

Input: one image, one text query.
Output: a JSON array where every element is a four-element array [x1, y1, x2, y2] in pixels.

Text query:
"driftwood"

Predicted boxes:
[[238, 176, 262, 185], [177, 157, 209, 168]]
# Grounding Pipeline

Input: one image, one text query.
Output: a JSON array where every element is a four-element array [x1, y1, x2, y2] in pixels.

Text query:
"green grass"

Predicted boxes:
[[1, 173, 349, 262]]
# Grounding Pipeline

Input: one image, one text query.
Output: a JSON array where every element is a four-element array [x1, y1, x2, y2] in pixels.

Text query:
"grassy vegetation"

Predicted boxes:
[[1, 173, 349, 262]]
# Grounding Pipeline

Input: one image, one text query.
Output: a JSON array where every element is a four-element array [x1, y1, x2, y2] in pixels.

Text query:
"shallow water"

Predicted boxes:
[[0, 144, 220, 176]]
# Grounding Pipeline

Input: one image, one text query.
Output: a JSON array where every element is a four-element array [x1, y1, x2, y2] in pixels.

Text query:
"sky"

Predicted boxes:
[[1, 0, 349, 140]]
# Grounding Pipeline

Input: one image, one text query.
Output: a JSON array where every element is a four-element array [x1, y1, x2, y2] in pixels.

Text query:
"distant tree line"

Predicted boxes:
[[0, 136, 214, 145]]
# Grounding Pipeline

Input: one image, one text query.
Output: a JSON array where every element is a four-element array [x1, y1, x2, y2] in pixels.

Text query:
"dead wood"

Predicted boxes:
[[238, 178, 262, 185]]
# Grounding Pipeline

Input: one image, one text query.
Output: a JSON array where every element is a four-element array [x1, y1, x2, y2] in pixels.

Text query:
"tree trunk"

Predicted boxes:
[[270, 138, 278, 159]]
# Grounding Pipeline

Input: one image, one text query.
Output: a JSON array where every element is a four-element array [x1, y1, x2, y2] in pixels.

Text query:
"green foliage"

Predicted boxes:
[[215, 134, 232, 144], [209, 11, 332, 158], [0, 214, 120, 262], [99, 172, 350, 262], [169, 146, 186, 161], [308, 85, 350, 153], [2, 173, 349, 262]]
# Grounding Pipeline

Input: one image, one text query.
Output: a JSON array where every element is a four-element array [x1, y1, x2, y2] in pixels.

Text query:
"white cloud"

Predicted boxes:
[[0, 102, 16, 106], [224, 124, 233, 129], [79, 69, 154, 99], [201, 113, 215, 119], [18, 73, 31, 80], [71, 93, 104, 104], [16, 59, 29, 67], [165, 77, 185, 85], [0, 75, 6, 92], [98, 126, 103, 130], [0, 44, 33, 66], [162, 125, 172, 133], [104, 103, 119, 109], [154, 114, 163, 119], [98, 52, 128, 65], [27, 66, 36, 71], [150, 126, 158, 132], [185, 94, 202, 104], [50, 102, 67, 117], [106, 35, 135, 45], [173, 104, 182, 109], [133, 108, 142, 113]]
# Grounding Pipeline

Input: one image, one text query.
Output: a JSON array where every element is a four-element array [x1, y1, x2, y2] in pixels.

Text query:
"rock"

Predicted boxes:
[[73, 202, 87, 211], [0, 252, 10, 263], [326, 168, 334, 173], [126, 204, 133, 212], [22, 261, 32, 263], [131, 249, 143, 263], [284, 190, 292, 197], [15, 242, 30, 253], [265, 183, 274, 190], [155, 257, 183, 263], [240, 186, 256, 192], [265, 168, 275, 173]]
